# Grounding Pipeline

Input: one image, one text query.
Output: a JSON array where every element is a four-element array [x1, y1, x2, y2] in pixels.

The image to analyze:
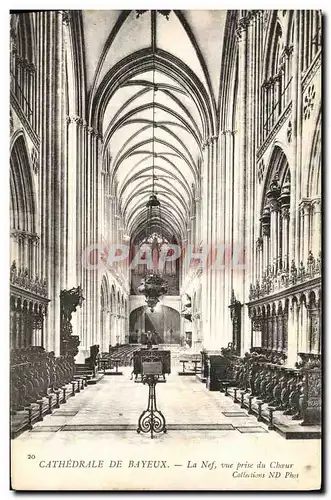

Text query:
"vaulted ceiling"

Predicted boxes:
[[82, 10, 227, 243]]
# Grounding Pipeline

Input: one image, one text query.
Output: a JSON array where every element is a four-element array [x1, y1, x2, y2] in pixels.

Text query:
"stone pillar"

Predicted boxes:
[[37, 11, 66, 355], [300, 201, 311, 263], [260, 207, 270, 273], [300, 300, 309, 353], [311, 198, 321, 256], [222, 131, 235, 346], [66, 115, 82, 287], [287, 300, 298, 367], [109, 313, 115, 348], [281, 206, 290, 270], [293, 11, 304, 266], [269, 199, 279, 273], [256, 238, 263, 282]]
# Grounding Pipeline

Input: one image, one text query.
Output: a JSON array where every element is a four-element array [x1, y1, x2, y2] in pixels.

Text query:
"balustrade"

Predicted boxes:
[[250, 251, 321, 301]]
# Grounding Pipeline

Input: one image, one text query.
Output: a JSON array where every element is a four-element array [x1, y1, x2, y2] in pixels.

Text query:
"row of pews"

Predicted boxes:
[[10, 347, 89, 438], [203, 348, 321, 438], [108, 344, 141, 367]]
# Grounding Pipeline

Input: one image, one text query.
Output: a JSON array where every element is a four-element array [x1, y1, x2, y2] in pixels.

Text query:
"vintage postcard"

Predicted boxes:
[[10, 9, 322, 491]]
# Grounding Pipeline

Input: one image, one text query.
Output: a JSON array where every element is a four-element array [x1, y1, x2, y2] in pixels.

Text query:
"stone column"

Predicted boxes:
[[300, 200, 311, 263], [281, 206, 290, 270], [293, 11, 304, 266], [311, 198, 321, 256], [222, 131, 235, 345], [37, 11, 66, 355], [300, 300, 309, 353], [233, 14, 252, 355], [270, 199, 279, 273], [200, 139, 212, 348], [287, 300, 298, 367], [66, 115, 82, 287], [260, 207, 270, 273], [256, 238, 263, 282]]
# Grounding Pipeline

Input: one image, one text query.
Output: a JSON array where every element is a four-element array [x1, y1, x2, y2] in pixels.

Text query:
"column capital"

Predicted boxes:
[[60, 10, 72, 25], [269, 198, 280, 212], [282, 44, 294, 60], [256, 237, 263, 250], [66, 114, 83, 126], [236, 16, 251, 41], [311, 197, 321, 213], [220, 130, 237, 136], [281, 205, 290, 220], [299, 199, 311, 216]]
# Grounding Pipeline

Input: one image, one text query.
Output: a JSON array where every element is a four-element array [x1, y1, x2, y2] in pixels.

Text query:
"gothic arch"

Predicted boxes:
[[64, 11, 86, 117], [100, 274, 111, 310], [10, 132, 37, 233], [90, 49, 215, 142], [260, 145, 290, 217]]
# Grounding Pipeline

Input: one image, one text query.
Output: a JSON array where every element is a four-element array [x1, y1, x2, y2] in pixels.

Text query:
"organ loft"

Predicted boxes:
[[10, 10, 321, 446]]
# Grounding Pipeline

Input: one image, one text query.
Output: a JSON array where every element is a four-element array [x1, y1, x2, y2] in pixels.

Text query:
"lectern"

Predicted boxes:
[[136, 352, 167, 439]]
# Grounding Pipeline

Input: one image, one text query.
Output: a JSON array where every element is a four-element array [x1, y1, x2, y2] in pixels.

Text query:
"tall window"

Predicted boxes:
[[10, 13, 36, 129], [261, 21, 293, 143], [301, 11, 322, 72]]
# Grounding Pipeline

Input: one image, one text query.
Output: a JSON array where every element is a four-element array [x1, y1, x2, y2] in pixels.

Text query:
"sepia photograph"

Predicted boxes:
[[9, 8, 322, 491]]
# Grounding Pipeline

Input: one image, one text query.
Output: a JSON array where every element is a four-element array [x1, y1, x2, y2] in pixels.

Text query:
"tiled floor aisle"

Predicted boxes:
[[12, 368, 321, 491], [16, 368, 262, 429]]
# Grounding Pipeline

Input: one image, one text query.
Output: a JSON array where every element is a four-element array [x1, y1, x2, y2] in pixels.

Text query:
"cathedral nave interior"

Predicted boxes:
[[10, 9, 321, 470]]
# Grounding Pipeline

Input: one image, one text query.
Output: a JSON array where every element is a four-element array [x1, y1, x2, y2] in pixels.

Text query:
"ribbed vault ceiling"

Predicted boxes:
[[84, 10, 227, 243]]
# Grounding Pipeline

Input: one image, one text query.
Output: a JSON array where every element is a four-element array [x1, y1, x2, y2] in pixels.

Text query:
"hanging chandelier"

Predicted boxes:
[[137, 51, 168, 312]]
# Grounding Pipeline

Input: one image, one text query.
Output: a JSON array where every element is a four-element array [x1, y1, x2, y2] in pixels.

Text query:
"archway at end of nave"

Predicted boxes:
[[129, 305, 180, 344]]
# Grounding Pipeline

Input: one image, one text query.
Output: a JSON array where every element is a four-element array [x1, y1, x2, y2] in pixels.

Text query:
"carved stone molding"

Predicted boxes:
[[257, 159, 265, 184], [303, 84, 316, 121], [248, 251, 321, 301], [287, 120, 292, 143], [11, 229, 40, 244], [257, 102, 292, 159], [31, 147, 39, 174], [10, 260, 47, 298]]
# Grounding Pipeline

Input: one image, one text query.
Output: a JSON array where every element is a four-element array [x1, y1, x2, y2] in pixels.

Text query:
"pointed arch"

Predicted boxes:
[[10, 132, 37, 233]]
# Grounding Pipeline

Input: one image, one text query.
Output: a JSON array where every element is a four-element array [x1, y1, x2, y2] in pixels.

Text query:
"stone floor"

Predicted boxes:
[[11, 367, 322, 491]]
